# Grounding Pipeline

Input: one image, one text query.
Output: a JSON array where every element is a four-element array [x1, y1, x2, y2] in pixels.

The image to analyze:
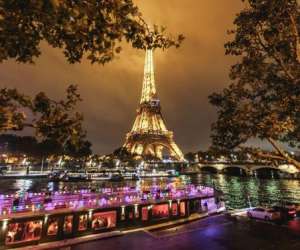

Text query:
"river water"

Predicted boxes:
[[1, 173, 300, 209]]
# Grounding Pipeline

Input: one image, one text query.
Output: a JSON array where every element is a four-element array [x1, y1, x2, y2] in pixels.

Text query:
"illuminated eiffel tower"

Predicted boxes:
[[123, 49, 184, 161]]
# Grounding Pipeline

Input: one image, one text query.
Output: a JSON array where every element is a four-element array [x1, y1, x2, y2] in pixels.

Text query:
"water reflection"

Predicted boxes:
[[190, 174, 300, 209], [1, 173, 300, 209]]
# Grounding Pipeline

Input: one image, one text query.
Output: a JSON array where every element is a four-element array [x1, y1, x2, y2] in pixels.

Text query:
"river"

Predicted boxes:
[[1, 173, 300, 209]]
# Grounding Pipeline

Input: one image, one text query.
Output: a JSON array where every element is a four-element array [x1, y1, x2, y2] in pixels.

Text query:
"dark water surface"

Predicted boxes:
[[1, 173, 300, 209]]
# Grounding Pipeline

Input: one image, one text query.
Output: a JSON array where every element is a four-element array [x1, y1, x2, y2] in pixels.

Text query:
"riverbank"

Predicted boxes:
[[0, 174, 48, 179], [69, 214, 300, 250]]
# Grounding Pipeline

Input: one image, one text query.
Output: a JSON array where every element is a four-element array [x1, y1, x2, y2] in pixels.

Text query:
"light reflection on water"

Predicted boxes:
[[1, 173, 300, 209]]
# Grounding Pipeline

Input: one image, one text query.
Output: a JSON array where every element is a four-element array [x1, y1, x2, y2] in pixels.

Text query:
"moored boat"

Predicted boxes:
[[48, 171, 90, 182], [131, 174, 140, 181], [64, 172, 90, 182], [110, 174, 124, 182], [48, 170, 67, 182], [0, 185, 225, 249]]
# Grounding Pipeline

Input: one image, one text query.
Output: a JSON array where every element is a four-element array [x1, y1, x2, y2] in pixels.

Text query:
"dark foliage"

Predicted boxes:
[[0, 85, 91, 156], [0, 0, 184, 64], [209, 0, 300, 167]]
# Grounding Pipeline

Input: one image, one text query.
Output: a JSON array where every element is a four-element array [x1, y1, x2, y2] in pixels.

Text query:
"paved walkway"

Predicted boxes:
[[71, 215, 300, 250]]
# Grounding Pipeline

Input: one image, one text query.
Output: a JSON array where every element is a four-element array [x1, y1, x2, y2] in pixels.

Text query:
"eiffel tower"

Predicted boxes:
[[123, 49, 185, 161]]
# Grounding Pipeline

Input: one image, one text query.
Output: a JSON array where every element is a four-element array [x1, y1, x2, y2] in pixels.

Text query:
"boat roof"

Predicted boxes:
[[0, 185, 215, 221]]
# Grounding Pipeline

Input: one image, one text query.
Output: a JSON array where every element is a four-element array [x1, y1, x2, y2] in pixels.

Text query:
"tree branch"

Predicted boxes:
[[23, 123, 36, 128], [267, 137, 300, 169], [289, 13, 300, 63], [256, 22, 296, 82], [256, 152, 286, 161]]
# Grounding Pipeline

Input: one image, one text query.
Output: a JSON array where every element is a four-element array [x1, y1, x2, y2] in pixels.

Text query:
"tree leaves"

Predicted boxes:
[[0, 0, 184, 64], [210, 0, 300, 166], [0, 84, 90, 156]]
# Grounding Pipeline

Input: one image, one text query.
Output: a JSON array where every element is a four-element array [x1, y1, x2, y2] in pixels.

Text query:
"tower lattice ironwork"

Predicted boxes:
[[123, 49, 184, 161]]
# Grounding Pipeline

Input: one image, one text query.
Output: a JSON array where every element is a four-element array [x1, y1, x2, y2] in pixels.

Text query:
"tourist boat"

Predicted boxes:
[[138, 171, 178, 178], [0, 185, 225, 249], [64, 172, 90, 182], [48, 171, 90, 182], [47, 170, 66, 182], [109, 174, 124, 182], [131, 174, 140, 181], [88, 173, 111, 181]]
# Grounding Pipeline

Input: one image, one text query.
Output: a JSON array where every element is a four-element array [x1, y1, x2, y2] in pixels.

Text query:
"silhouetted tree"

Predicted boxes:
[[0, 134, 38, 156], [209, 0, 300, 168], [65, 140, 92, 158], [0, 85, 91, 154], [0, 134, 91, 162], [184, 152, 195, 162], [0, 0, 184, 64]]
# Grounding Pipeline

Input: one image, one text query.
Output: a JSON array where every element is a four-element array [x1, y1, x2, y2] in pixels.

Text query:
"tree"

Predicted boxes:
[[0, 134, 37, 156], [0, 85, 91, 155], [37, 139, 63, 158], [209, 0, 300, 168], [184, 152, 195, 162], [65, 139, 92, 158], [0, 0, 184, 64]]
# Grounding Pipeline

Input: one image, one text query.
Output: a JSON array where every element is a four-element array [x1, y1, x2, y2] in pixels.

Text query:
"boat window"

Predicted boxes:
[[152, 204, 169, 219], [192, 200, 201, 212], [92, 211, 116, 231], [142, 207, 148, 221], [201, 198, 217, 212], [134, 205, 139, 218], [5, 220, 42, 245], [129, 211, 134, 219], [180, 202, 186, 216], [47, 218, 59, 236], [78, 214, 88, 231], [127, 206, 134, 220], [172, 203, 178, 216], [63, 215, 73, 234]]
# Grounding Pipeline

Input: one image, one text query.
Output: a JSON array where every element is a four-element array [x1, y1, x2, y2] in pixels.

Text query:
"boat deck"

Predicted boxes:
[[0, 185, 215, 220]]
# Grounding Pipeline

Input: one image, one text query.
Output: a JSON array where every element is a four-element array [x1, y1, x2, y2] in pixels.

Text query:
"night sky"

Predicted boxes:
[[0, 1, 245, 154]]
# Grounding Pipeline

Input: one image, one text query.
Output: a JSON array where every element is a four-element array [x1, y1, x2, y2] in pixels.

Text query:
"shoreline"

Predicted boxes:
[[1, 171, 300, 180]]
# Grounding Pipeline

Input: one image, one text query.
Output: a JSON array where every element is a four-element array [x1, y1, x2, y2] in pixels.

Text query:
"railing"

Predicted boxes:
[[128, 130, 173, 137]]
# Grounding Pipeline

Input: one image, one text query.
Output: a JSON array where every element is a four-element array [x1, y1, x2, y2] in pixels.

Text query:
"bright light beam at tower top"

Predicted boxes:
[[140, 49, 157, 103]]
